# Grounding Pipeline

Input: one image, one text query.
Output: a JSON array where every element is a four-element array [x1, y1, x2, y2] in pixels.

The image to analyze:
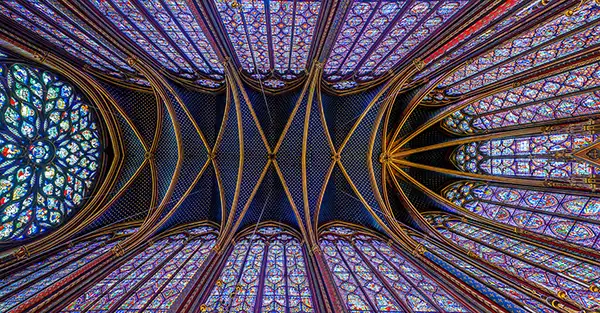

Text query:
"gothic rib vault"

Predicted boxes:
[[0, 1, 600, 313]]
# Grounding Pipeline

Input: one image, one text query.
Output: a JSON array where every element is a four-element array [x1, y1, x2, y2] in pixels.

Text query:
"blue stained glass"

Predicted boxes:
[[451, 131, 600, 190], [0, 63, 101, 242], [87, 0, 186, 74], [0, 234, 118, 311], [412, 235, 556, 313], [0, 1, 114, 73], [441, 2, 600, 95], [202, 228, 314, 312], [444, 62, 600, 134], [325, 0, 470, 88], [213, 0, 321, 83], [426, 215, 600, 310], [320, 227, 472, 313], [445, 181, 600, 249], [415, 0, 534, 80], [136, 0, 223, 76]]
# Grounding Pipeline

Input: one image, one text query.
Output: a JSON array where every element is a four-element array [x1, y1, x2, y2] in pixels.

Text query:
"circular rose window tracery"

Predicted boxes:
[[0, 63, 102, 242]]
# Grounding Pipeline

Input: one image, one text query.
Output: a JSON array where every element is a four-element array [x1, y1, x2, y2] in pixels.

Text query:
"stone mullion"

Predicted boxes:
[[418, 234, 568, 313], [349, 239, 417, 313]]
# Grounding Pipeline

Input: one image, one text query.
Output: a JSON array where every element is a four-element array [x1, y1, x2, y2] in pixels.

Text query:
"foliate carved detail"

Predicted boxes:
[[412, 58, 425, 71], [111, 242, 125, 257], [13, 245, 29, 260], [126, 57, 138, 68], [33, 50, 49, 63], [412, 244, 426, 256]]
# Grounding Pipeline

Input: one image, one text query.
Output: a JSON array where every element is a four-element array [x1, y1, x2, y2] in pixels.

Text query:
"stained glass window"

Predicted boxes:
[[0, 62, 102, 241], [0, 0, 141, 82], [411, 234, 559, 313], [320, 226, 472, 313], [437, 2, 600, 95], [415, 0, 535, 81], [201, 226, 314, 312], [444, 61, 600, 134], [85, 0, 223, 86], [213, 0, 321, 89], [450, 130, 600, 190], [325, 0, 470, 90], [426, 214, 600, 310], [444, 181, 600, 249], [62, 226, 217, 312], [0, 227, 135, 311]]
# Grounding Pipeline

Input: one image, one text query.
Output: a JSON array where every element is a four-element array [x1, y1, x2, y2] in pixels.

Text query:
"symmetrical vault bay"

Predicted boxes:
[[1, 1, 600, 312]]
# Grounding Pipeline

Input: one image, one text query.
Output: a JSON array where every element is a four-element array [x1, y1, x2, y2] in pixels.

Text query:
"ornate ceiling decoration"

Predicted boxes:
[[1, 1, 600, 312]]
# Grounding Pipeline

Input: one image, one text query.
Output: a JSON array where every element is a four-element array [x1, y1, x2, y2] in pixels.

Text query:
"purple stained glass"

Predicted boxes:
[[201, 228, 314, 312], [415, 0, 534, 80], [325, 0, 469, 88], [371, 1, 468, 76], [445, 181, 600, 249], [444, 61, 600, 134], [427, 215, 600, 310], [440, 2, 600, 95], [452, 132, 600, 183], [214, 0, 321, 83], [0, 234, 118, 311], [137, 0, 222, 75], [320, 227, 472, 313], [412, 235, 557, 313], [62, 230, 217, 312], [0, 1, 114, 73], [116, 234, 217, 311], [86, 0, 185, 74]]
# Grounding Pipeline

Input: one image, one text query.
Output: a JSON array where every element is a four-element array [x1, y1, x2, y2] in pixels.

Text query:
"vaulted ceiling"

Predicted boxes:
[[1, 0, 599, 273]]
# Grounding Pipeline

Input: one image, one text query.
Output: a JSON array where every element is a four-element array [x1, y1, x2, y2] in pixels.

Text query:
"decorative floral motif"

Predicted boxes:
[[0, 63, 101, 241]]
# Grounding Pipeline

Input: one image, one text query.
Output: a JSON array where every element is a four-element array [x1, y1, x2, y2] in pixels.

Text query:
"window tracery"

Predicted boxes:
[[62, 226, 217, 312], [325, 0, 470, 90], [319, 226, 471, 313], [0, 62, 102, 241], [201, 226, 314, 313], [444, 61, 600, 134], [426, 214, 600, 310], [0, 227, 135, 311], [438, 2, 600, 95], [444, 181, 600, 249], [213, 0, 321, 89]]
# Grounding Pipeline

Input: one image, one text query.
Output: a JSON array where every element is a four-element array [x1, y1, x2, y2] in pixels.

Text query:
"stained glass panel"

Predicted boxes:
[[451, 132, 600, 186], [0, 62, 101, 241], [213, 0, 321, 88], [444, 61, 600, 134], [444, 181, 600, 249], [0, 231, 128, 311], [412, 235, 556, 313], [325, 0, 470, 89], [415, 0, 533, 80], [0, 0, 147, 83], [439, 2, 600, 95], [427, 215, 600, 310], [320, 227, 472, 313], [201, 228, 314, 312], [62, 228, 217, 312], [86, 0, 222, 85]]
